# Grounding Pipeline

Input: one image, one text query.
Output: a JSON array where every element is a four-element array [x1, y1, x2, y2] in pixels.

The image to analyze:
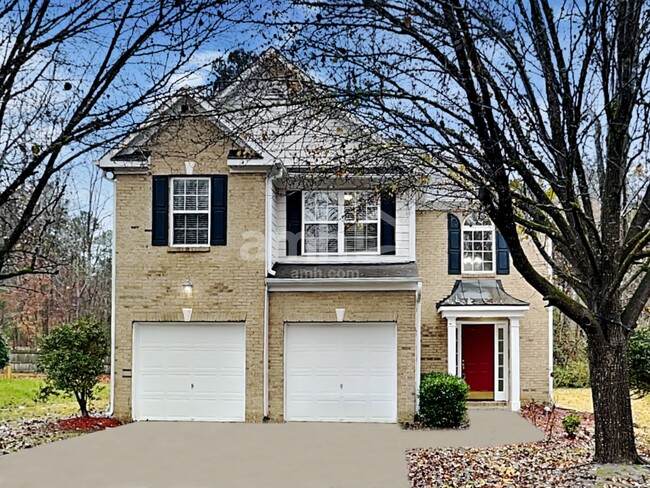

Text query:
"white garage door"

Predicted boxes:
[[285, 322, 397, 423], [133, 322, 245, 422]]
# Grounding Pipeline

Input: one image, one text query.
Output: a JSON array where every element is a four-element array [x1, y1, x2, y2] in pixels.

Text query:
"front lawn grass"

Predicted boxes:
[[555, 387, 650, 447], [0, 377, 108, 422]]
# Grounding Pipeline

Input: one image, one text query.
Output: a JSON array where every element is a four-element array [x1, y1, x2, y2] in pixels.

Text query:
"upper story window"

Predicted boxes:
[[303, 190, 380, 254], [462, 212, 495, 273], [171, 177, 210, 246]]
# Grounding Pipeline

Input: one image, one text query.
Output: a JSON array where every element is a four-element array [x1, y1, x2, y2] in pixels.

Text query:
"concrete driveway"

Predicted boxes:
[[0, 409, 543, 488]]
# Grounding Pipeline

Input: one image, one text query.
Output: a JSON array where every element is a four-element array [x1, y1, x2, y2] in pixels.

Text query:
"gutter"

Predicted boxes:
[[266, 277, 421, 292]]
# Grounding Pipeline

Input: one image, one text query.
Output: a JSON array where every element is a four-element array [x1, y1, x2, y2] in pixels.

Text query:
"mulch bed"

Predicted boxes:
[[1, 415, 122, 454], [56, 416, 122, 432], [407, 402, 650, 487]]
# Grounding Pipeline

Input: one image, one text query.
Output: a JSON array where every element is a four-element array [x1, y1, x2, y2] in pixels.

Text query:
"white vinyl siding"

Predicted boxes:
[[275, 190, 411, 262], [270, 184, 281, 264], [170, 177, 210, 246]]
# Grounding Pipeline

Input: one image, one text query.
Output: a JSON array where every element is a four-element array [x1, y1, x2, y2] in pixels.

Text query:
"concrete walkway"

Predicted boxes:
[[0, 410, 543, 488]]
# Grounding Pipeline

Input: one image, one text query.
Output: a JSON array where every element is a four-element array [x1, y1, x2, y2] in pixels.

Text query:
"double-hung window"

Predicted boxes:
[[461, 212, 495, 272], [303, 190, 380, 254], [170, 177, 210, 246]]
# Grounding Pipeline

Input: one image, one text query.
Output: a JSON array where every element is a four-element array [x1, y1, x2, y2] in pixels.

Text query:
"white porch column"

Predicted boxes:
[[510, 317, 521, 411], [447, 317, 458, 376]]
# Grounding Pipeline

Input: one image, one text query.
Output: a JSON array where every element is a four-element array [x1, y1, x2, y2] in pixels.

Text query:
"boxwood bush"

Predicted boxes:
[[0, 333, 9, 370], [553, 360, 590, 388], [418, 372, 469, 428]]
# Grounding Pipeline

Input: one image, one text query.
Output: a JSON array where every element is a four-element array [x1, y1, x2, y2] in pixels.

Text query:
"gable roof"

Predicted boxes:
[[97, 88, 274, 170], [97, 48, 420, 178]]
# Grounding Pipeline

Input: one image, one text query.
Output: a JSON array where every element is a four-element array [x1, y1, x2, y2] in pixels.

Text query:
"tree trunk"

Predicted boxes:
[[586, 324, 643, 464], [78, 396, 89, 417]]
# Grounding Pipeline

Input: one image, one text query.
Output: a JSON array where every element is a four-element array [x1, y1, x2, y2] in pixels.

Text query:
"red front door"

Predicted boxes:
[[462, 325, 494, 400]]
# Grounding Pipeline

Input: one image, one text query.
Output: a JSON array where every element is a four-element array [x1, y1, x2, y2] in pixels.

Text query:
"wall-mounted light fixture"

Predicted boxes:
[[182, 279, 193, 297]]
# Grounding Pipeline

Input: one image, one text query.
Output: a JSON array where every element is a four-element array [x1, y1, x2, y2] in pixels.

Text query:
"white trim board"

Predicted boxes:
[[266, 278, 421, 292], [438, 305, 529, 319]]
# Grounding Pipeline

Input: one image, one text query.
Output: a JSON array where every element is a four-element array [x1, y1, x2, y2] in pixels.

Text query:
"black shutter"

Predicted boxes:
[[286, 190, 302, 255], [152, 176, 169, 246], [448, 213, 461, 274], [380, 192, 396, 255], [496, 231, 510, 274], [210, 175, 228, 246]]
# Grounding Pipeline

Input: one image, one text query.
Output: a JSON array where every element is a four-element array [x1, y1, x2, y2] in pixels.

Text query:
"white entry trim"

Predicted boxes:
[[440, 305, 528, 412], [494, 323, 509, 402], [510, 318, 521, 411], [455, 321, 508, 402]]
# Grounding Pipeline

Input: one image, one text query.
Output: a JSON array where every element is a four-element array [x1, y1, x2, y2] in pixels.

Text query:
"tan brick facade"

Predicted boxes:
[[113, 118, 266, 421], [416, 211, 551, 403], [111, 116, 551, 423], [267, 291, 417, 422]]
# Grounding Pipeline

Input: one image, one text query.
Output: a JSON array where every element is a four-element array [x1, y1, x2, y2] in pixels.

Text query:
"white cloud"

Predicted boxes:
[[167, 49, 226, 89]]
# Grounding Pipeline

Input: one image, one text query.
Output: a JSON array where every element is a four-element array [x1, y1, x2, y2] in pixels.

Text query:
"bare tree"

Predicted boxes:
[[1, 168, 111, 347], [0, 0, 247, 281], [248, 0, 650, 463]]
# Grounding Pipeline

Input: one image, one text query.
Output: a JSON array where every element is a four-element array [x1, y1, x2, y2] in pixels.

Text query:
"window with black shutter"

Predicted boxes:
[[448, 213, 461, 274], [151, 175, 227, 247], [496, 232, 510, 275]]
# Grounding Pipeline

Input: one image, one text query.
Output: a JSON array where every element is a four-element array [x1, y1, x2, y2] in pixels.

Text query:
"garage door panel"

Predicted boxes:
[[285, 323, 397, 423], [141, 373, 191, 394], [133, 323, 245, 422]]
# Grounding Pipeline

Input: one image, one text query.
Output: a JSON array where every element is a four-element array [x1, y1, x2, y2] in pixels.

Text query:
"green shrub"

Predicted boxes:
[[629, 327, 650, 398], [553, 360, 590, 388], [562, 413, 581, 438], [37, 319, 109, 416], [418, 372, 469, 428], [0, 333, 9, 370]]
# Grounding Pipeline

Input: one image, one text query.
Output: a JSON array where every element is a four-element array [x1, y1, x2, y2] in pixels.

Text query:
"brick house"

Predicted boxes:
[[98, 49, 552, 423]]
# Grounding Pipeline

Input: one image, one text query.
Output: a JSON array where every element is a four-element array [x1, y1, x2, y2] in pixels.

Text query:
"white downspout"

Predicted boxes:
[[415, 281, 422, 413], [263, 164, 284, 419], [263, 283, 269, 418], [548, 306, 554, 402], [102, 171, 116, 417], [546, 237, 554, 403], [263, 175, 272, 418]]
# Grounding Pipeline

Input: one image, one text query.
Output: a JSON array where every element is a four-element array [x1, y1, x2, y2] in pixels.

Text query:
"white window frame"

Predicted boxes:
[[169, 176, 211, 247], [302, 190, 381, 256], [495, 323, 508, 402], [461, 213, 496, 274]]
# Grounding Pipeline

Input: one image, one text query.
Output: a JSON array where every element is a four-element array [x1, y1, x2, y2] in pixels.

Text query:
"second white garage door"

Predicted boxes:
[[133, 322, 246, 422], [285, 322, 397, 423]]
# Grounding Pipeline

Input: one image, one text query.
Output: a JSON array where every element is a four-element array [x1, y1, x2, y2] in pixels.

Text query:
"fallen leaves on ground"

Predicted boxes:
[[408, 441, 597, 487], [408, 402, 650, 487], [0, 415, 121, 455], [520, 402, 595, 442]]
